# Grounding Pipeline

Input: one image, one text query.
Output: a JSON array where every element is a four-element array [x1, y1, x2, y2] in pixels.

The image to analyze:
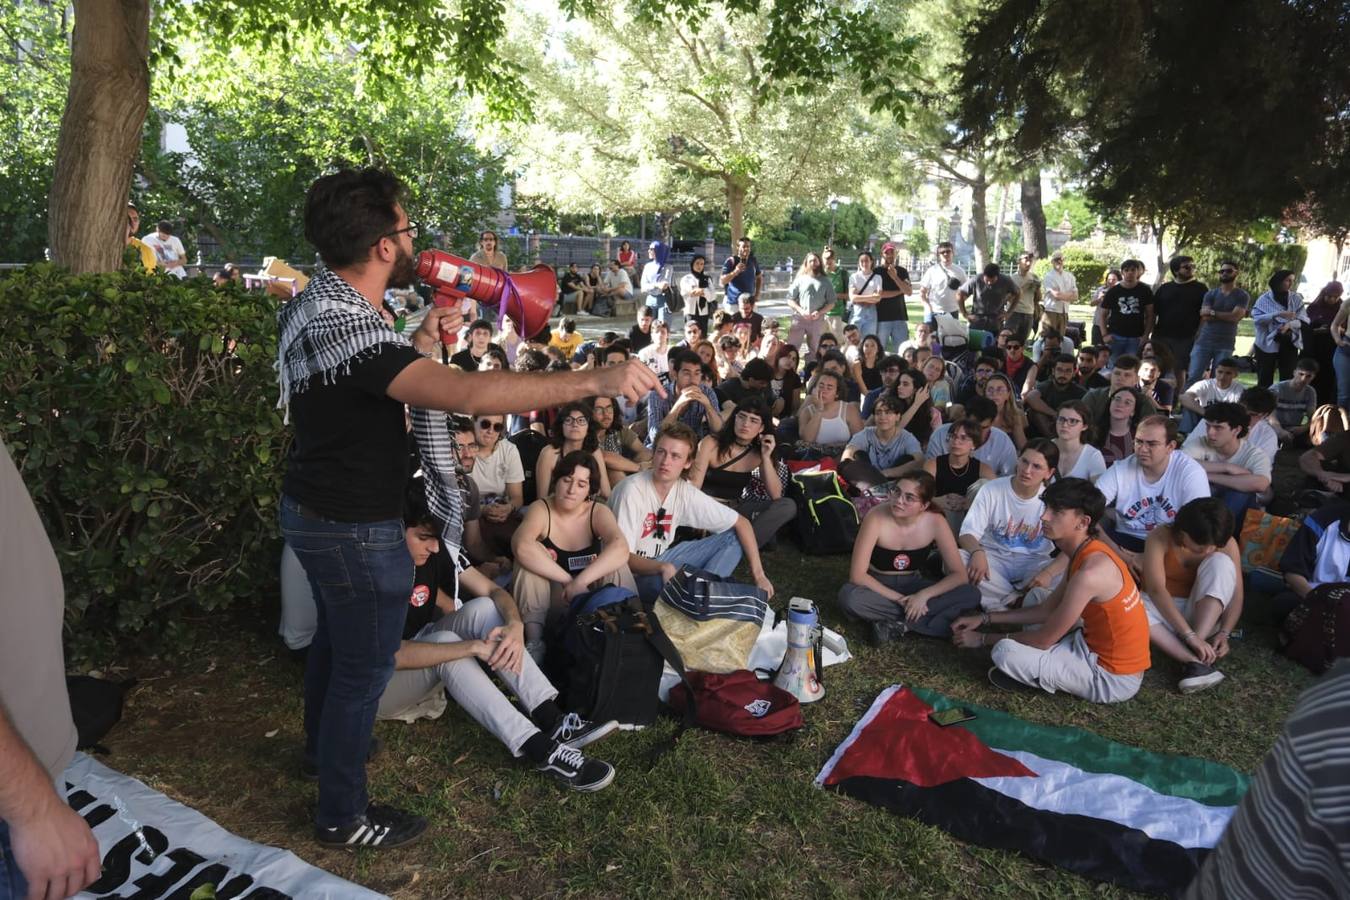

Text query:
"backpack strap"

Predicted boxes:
[[629, 597, 698, 768]]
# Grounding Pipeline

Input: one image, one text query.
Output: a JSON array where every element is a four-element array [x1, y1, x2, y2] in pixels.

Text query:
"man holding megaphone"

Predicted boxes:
[[276, 168, 662, 851]]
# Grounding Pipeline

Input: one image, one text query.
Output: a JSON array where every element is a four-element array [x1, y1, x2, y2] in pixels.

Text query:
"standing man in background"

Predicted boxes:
[[1151, 256, 1207, 389]]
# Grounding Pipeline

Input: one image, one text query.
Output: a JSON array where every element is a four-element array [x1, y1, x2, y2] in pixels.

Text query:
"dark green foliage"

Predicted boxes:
[[0, 265, 287, 652], [1032, 245, 1114, 291], [1188, 242, 1309, 299]]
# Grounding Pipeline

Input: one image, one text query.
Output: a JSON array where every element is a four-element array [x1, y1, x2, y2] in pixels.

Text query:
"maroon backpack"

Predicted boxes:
[[668, 670, 803, 737], [1281, 583, 1350, 674]]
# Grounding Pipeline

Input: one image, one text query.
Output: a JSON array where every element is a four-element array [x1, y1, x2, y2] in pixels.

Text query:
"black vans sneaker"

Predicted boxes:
[[536, 742, 615, 792], [988, 665, 1034, 693], [1178, 662, 1225, 694], [314, 803, 427, 849], [549, 712, 619, 750]]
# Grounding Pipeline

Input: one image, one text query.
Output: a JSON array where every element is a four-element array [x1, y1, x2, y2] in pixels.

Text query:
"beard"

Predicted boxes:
[[1220, 273, 1236, 284], [387, 244, 417, 290]]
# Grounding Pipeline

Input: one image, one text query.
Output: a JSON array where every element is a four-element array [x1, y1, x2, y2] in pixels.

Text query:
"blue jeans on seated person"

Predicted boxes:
[[1211, 486, 1256, 538], [0, 822, 25, 900], [634, 530, 744, 601], [1109, 336, 1140, 363], [1105, 523, 1146, 554], [279, 496, 413, 830]]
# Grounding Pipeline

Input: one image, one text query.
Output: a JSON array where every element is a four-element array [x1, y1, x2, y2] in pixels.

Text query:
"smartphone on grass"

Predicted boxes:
[[929, 707, 977, 727]]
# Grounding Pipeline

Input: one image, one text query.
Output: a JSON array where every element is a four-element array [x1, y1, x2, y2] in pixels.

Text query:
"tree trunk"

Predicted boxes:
[[1153, 220, 1168, 288], [969, 170, 989, 271], [991, 183, 1009, 266], [726, 177, 747, 244], [1020, 172, 1049, 258], [47, 0, 150, 273]]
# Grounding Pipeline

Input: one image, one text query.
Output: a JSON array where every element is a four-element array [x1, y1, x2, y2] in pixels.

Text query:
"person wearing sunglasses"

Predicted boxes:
[[1187, 260, 1250, 387], [277, 169, 663, 851], [609, 422, 775, 602]]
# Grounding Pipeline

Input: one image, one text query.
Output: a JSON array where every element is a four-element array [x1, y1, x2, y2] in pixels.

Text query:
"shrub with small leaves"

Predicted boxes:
[[0, 264, 287, 653]]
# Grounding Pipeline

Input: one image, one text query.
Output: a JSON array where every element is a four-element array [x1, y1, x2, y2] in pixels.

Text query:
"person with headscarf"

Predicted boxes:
[[680, 253, 715, 336], [640, 240, 675, 325], [1252, 268, 1307, 389]]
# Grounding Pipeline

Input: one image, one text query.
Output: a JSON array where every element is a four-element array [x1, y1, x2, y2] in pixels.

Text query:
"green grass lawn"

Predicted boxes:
[[105, 541, 1313, 899]]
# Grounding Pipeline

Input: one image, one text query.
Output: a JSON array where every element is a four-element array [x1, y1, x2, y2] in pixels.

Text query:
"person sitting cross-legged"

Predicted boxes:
[[953, 477, 1152, 704], [838, 471, 981, 645], [957, 439, 1061, 610], [645, 349, 724, 447], [373, 486, 618, 796], [1180, 401, 1272, 533], [609, 422, 775, 601], [838, 393, 924, 490], [1139, 498, 1243, 694], [688, 396, 797, 549], [511, 450, 638, 662]]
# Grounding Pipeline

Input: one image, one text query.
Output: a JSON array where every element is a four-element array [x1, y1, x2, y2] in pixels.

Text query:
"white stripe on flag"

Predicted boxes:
[[972, 748, 1236, 849]]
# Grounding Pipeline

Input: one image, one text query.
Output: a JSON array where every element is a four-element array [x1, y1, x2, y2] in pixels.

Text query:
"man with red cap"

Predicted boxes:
[[875, 242, 914, 351]]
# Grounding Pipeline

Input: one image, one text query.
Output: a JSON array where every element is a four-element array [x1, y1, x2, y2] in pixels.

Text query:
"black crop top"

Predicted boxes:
[[868, 541, 939, 575], [540, 501, 602, 573]]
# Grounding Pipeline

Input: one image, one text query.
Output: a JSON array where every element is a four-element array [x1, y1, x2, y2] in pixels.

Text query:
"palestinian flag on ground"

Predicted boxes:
[[816, 685, 1248, 897]]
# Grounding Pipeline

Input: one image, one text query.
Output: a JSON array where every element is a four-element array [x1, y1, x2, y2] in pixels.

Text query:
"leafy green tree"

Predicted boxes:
[[45, 0, 921, 273], [495, 3, 889, 242]]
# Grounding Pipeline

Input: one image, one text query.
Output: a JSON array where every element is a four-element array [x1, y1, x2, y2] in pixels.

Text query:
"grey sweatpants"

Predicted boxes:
[[991, 629, 1143, 704], [734, 497, 797, 548], [377, 597, 557, 756], [837, 573, 982, 637]]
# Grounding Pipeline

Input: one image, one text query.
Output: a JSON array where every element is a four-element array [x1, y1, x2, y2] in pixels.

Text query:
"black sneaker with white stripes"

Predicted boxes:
[[536, 742, 615, 792], [549, 712, 619, 750], [314, 803, 427, 850]]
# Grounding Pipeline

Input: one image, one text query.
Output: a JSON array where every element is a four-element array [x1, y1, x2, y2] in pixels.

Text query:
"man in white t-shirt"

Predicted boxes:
[[1095, 415, 1211, 566], [609, 422, 774, 602], [141, 219, 188, 278], [1178, 357, 1243, 433], [637, 321, 671, 377], [918, 241, 967, 324], [1181, 402, 1272, 534], [926, 397, 1018, 476], [1039, 251, 1078, 336], [957, 439, 1059, 609], [1238, 386, 1279, 464]]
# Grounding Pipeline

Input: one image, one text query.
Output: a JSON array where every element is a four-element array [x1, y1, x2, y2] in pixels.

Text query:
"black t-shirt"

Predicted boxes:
[[1152, 280, 1208, 339], [283, 344, 424, 521], [730, 310, 764, 344], [449, 347, 484, 371], [1100, 282, 1155, 338], [716, 377, 775, 409], [876, 266, 910, 322], [403, 552, 455, 640], [627, 325, 653, 353], [1035, 378, 1086, 409], [561, 271, 585, 292]]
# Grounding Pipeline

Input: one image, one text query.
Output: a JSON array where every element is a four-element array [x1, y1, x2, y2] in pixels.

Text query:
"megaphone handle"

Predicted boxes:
[[432, 290, 465, 345]]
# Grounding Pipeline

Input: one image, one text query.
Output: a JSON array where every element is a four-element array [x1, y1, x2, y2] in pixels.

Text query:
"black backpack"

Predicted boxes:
[[545, 586, 692, 730], [788, 470, 859, 555], [509, 429, 551, 505]]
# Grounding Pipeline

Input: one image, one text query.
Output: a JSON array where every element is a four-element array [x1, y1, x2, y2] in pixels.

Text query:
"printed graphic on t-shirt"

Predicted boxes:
[[567, 553, 597, 572], [890, 552, 913, 572], [991, 516, 1045, 550], [641, 509, 674, 540], [1120, 493, 1180, 531], [410, 584, 432, 607], [1114, 296, 1143, 316]]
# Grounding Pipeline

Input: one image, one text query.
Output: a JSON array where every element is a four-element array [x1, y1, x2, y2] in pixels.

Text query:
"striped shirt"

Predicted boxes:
[[1184, 660, 1350, 898]]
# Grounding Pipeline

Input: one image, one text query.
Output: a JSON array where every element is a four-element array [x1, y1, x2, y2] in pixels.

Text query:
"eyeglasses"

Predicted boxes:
[[562, 415, 589, 426], [454, 441, 480, 454], [477, 419, 504, 432], [1056, 416, 1083, 426], [734, 411, 764, 427], [888, 488, 923, 504], [382, 222, 420, 241]]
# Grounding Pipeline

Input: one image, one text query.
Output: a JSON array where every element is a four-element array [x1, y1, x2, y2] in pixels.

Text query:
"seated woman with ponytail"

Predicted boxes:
[[837, 471, 981, 644]]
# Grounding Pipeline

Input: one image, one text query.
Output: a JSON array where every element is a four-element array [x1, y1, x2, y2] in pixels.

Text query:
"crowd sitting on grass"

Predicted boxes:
[[260, 169, 1350, 852]]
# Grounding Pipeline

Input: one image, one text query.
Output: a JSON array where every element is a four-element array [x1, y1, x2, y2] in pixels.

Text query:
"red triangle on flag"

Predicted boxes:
[[822, 688, 1036, 787]]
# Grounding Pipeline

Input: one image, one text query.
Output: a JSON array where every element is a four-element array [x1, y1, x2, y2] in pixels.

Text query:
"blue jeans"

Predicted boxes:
[[1109, 336, 1140, 363], [635, 530, 744, 601], [646, 294, 675, 326], [1212, 487, 1256, 538], [1334, 344, 1350, 408], [1188, 336, 1236, 386], [0, 822, 25, 900], [877, 320, 909, 352], [849, 304, 877, 338], [280, 496, 412, 829]]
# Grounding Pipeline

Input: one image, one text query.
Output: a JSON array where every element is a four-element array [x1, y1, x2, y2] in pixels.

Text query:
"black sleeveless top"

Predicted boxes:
[[868, 541, 940, 575], [703, 445, 756, 502], [540, 501, 602, 574], [935, 454, 980, 497]]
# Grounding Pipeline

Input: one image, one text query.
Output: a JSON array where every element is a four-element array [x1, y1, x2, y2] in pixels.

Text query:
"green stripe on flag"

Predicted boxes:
[[911, 686, 1248, 806]]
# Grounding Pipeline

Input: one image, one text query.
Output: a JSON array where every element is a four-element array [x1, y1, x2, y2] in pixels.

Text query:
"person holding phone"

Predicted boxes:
[[688, 396, 796, 548]]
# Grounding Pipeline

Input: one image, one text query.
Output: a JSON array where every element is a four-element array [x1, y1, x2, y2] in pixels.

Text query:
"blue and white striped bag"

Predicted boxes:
[[655, 567, 769, 673]]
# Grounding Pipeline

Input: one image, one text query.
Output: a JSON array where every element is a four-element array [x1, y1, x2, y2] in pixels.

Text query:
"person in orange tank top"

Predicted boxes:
[[953, 477, 1151, 703]]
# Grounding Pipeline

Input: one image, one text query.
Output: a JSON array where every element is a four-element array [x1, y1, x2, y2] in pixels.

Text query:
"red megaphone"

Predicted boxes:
[[415, 249, 558, 345]]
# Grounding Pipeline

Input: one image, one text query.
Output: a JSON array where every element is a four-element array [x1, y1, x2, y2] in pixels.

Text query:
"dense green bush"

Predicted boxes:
[[0, 264, 287, 651], [1188, 242, 1308, 297], [1032, 244, 1116, 293]]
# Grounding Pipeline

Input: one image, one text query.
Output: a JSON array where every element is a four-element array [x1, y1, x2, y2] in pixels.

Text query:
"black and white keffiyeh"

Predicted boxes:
[[276, 266, 464, 563]]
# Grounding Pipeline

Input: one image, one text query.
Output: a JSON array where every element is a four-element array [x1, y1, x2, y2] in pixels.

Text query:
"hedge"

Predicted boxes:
[[1187, 241, 1308, 298], [0, 264, 288, 653]]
